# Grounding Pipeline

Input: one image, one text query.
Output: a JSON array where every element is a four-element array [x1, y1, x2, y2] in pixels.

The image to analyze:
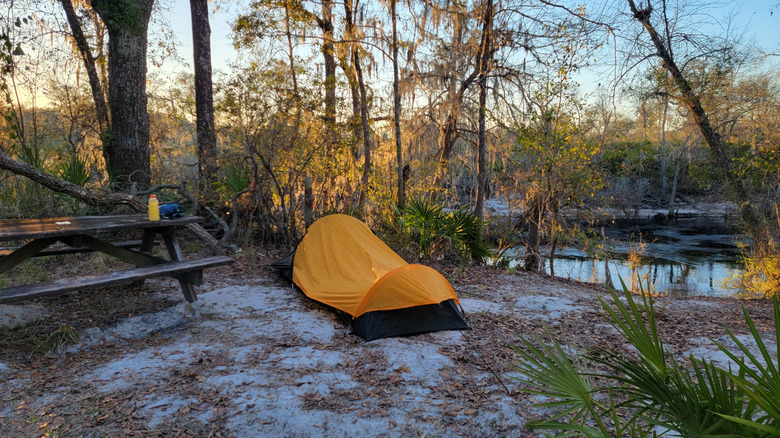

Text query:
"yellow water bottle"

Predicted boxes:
[[148, 195, 160, 221]]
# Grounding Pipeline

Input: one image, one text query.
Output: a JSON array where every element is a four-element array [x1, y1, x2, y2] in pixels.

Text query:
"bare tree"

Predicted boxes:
[[626, 0, 766, 237], [344, 0, 372, 213], [59, 0, 110, 136], [233, 0, 339, 209]]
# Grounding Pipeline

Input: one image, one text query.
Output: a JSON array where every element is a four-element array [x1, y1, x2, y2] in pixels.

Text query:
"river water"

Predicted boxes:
[[512, 218, 745, 297]]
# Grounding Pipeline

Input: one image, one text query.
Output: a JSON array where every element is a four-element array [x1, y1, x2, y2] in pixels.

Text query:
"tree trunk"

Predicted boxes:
[[0, 151, 224, 251], [354, 45, 372, 214], [668, 159, 680, 217], [627, 0, 766, 239], [282, 2, 298, 97], [344, 0, 371, 213], [523, 193, 543, 272], [91, 0, 154, 192], [319, 0, 337, 212], [189, 0, 218, 194], [60, 0, 110, 135], [390, 0, 405, 209], [304, 176, 314, 228], [474, 0, 493, 219], [432, 112, 460, 193], [321, 0, 336, 148], [549, 235, 557, 277], [0, 151, 139, 209], [337, 53, 362, 160], [602, 227, 612, 287], [659, 90, 668, 198], [431, 56, 481, 193]]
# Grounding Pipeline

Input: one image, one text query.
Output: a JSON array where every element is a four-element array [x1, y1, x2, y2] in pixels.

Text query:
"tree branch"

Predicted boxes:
[[0, 152, 227, 253]]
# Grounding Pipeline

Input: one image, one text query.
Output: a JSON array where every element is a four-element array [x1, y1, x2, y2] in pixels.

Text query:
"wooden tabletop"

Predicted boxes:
[[0, 215, 202, 242]]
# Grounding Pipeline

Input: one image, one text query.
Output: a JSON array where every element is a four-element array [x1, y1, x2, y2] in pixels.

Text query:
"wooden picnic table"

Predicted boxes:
[[0, 214, 233, 305]]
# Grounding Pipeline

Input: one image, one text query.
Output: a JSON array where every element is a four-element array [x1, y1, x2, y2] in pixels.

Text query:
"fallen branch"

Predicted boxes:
[[0, 152, 144, 210], [0, 152, 227, 254]]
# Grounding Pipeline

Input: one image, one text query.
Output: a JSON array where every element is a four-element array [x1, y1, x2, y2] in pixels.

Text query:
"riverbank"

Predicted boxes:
[[0, 250, 776, 436], [484, 197, 746, 297], [483, 197, 739, 222]]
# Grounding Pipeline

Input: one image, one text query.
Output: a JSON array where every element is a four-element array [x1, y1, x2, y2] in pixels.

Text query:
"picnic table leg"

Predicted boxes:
[[161, 229, 197, 303], [130, 229, 159, 288], [0, 237, 59, 275], [140, 229, 157, 253]]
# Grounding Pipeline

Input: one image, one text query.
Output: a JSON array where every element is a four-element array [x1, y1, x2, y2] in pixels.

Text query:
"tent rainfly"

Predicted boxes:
[[272, 214, 468, 341]]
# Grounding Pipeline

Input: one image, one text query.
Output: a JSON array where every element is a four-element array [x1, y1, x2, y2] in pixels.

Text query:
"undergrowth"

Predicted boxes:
[[514, 279, 780, 437], [398, 197, 492, 262]]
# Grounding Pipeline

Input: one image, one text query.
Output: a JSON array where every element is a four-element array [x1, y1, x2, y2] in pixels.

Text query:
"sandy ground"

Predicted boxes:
[[0, 254, 776, 437]]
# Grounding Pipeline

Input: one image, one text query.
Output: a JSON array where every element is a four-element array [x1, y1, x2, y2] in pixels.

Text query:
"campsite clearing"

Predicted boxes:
[[0, 249, 776, 437]]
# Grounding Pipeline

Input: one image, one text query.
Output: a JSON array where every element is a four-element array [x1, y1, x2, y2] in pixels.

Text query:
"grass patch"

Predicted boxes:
[[35, 325, 79, 355]]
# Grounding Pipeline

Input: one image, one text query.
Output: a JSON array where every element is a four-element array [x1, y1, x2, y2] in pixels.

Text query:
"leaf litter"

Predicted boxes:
[[0, 251, 776, 437]]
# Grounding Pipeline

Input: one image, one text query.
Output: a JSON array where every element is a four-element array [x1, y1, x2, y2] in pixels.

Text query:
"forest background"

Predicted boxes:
[[2, 0, 780, 297]]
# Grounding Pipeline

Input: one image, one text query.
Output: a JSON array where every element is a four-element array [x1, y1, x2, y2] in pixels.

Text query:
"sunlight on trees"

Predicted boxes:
[[3, 1, 780, 433], [0, 0, 779, 292]]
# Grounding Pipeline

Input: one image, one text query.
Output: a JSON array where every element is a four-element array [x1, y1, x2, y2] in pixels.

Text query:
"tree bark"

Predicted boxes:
[[433, 112, 459, 191], [344, 0, 371, 213], [354, 38, 372, 214], [189, 0, 218, 194], [659, 88, 668, 198], [321, 0, 337, 147], [337, 43, 363, 160], [0, 151, 141, 209], [523, 192, 544, 272], [474, 0, 493, 219], [60, 0, 110, 135], [390, 0, 405, 209], [668, 159, 680, 217], [304, 176, 314, 228], [90, 0, 154, 192]]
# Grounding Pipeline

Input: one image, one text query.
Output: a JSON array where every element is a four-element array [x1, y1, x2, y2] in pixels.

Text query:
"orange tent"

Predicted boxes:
[[273, 214, 468, 340]]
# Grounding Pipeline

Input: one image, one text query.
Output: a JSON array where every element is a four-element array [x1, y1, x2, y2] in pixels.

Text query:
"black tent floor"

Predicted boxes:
[[272, 249, 468, 341], [353, 299, 469, 341], [270, 250, 295, 283]]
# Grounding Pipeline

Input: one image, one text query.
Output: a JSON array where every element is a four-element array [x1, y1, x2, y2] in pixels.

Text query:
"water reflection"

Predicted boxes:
[[509, 218, 746, 297], [540, 256, 743, 297]]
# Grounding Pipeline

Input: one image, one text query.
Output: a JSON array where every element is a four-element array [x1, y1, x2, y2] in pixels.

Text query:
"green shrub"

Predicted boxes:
[[56, 156, 95, 187], [686, 156, 720, 191], [444, 208, 492, 260], [17, 146, 50, 171], [399, 197, 490, 262], [714, 298, 780, 433], [598, 140, 655, 177], [513, 280, 780, 437], [214, 163, 252, 198]]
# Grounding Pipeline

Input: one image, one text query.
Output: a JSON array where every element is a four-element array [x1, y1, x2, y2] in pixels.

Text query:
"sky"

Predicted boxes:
[[159, 0, 778, 87], [156, 1, 241, 78]]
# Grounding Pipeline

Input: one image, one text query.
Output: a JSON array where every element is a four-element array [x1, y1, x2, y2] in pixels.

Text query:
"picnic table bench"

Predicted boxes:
[[0, 214, 233, 305]]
